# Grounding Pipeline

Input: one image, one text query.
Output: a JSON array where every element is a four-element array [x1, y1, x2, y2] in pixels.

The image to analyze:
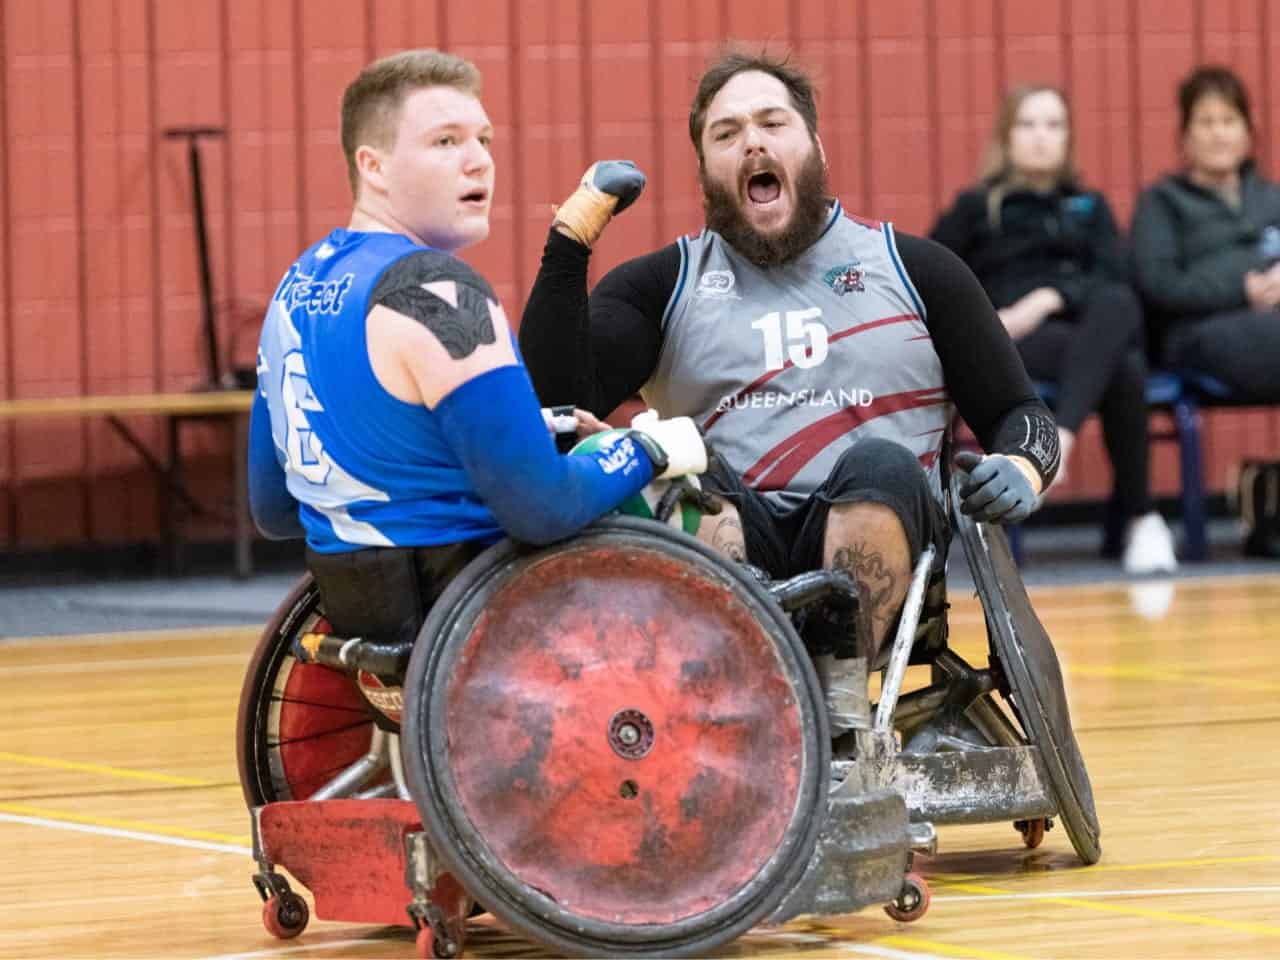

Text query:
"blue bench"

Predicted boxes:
[[1024, 370, 1234, 564]]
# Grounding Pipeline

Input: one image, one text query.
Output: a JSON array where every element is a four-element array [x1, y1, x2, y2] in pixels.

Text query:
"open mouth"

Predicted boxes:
[[746, 171, 782, 205], [460, 188, 489, 205]]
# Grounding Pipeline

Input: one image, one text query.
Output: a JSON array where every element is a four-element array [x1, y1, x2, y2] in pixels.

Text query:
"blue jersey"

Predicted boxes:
[[255, 229, 505, 553]]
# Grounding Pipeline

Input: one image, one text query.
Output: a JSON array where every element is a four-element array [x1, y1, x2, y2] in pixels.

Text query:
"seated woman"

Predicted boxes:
[[931, 84, 1177, 574], [1131, 64, 1280, 403]]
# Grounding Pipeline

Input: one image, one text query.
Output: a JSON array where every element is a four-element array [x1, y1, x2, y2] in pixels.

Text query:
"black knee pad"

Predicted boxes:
[[819, 437, 944, 565], [827, 438, 932, 500]]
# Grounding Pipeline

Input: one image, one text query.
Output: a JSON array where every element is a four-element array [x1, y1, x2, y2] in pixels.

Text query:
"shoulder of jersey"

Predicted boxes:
[[372, 249, 497, 304]]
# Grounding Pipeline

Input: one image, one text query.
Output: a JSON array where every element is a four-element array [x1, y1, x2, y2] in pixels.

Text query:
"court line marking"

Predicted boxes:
[[0, 811, 248, 856], [940, 879, 1280, 936], [0, 750, 219, 786], [791, 937, 952, 960], [934, 885, 1280, 903], [4, 652, 250, 675], [1068, 662, 1280, 693], [873, 936, 1038, 960], [6, 802, 1275, 955], [729, 930, 1012, 960], [202, 940, 388, 960], [0, 801, 249, 847], [930, 854, 1280, 885], [0, 624, 260, 647], [202, 933, 1020, 960], [1087, 854, 1280, 874]]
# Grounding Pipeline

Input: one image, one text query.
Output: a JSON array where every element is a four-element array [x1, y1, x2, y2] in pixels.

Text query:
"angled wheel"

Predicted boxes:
[[236, 575, 380, 805], [402, 518, 829, 958], [954, 477, 1102, 866]]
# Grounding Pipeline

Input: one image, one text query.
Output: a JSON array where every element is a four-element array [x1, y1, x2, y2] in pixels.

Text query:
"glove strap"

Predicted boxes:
[[626, 430, 669, 476]]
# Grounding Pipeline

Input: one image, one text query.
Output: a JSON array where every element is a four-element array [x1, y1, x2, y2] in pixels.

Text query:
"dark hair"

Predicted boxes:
[[1178, 65, 1253, 133], [688, 50, 819, 164], [341, 49, 482, 196]]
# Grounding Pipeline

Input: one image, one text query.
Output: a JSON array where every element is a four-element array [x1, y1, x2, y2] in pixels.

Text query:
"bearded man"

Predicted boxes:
[[519, 51, 1059, 730]]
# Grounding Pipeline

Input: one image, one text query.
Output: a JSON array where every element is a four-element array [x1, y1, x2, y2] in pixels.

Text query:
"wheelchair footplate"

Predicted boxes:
[[250, 799, 470, 957]]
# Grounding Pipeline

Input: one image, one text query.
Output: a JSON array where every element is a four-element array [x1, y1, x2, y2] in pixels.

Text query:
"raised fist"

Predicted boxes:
[[553, 160, 647, 248]]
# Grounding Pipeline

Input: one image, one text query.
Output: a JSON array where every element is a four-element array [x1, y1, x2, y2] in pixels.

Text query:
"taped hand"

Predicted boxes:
[[553, 160, 646, 247]]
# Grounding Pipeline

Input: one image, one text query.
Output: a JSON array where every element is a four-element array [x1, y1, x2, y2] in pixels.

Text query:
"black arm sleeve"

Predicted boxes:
[[519, 229, 678, 415], [896, 231, 1061, 486]]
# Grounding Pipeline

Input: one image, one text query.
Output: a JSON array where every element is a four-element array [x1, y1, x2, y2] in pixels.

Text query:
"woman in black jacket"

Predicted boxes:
[[932, 84, 1177, 574], [1131, 65, 1280, 402]]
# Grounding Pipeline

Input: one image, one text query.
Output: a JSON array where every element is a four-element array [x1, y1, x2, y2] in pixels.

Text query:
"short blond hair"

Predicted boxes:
[[340, 49, 482, 196]]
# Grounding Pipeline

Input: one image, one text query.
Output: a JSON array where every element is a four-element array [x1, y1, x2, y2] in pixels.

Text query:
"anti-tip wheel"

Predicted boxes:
[[1015, 817, 1051, 849], [884, 872, 931, 923], [417, 925, 461, 959], [262, 892, 309, 938]]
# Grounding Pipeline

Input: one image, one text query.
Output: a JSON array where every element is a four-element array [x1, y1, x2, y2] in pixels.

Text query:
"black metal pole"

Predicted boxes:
[[164, 127, 226, 388], [187, 136, 219, 386]]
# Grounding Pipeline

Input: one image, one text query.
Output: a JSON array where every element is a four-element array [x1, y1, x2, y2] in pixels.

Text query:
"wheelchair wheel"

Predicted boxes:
[[953, 489, 1102, 866], [401, 517, 829, 958], [237, 575, 381, 806]]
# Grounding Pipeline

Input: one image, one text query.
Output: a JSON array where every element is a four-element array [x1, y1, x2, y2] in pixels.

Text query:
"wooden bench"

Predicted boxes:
[[0, 389, 256, 577]]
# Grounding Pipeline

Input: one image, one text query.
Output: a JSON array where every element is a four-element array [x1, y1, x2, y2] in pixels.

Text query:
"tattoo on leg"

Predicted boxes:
[[831, 544, 898, 641], [710, 516, 746, 561]]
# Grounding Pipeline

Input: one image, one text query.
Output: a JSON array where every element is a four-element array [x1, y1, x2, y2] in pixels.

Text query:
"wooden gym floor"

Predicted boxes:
[[1, 572, 1278, 959]]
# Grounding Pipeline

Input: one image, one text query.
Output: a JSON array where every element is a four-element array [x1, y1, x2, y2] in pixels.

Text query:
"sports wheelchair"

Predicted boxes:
[[237, 476, 1098, 958]]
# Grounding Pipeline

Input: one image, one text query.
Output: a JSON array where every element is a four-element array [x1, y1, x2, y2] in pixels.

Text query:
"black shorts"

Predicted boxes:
[[701, 437, 950, 579]]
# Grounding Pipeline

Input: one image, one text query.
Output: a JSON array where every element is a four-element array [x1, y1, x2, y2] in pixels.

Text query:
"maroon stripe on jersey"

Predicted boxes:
[[744, 387, 950, 490], [846, 212, 884, 230], [703, 313, 920, 430]]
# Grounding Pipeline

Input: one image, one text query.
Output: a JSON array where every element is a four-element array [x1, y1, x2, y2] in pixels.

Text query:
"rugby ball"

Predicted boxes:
[[570, 429, 704, 535]]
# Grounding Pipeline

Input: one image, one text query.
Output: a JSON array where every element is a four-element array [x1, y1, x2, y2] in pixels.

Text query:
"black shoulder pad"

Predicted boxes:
[[370, 250, 498, 359]]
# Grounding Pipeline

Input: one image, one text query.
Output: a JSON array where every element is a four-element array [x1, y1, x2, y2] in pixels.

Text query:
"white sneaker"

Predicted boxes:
[[1122, 512, 1179, 575]]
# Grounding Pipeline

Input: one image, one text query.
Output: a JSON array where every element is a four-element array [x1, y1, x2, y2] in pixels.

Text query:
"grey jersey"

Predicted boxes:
[[642, 202, 953, 509]]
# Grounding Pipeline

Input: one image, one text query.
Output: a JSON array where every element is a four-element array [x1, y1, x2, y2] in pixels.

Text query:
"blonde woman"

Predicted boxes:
[[931, 84, 1177, 574]]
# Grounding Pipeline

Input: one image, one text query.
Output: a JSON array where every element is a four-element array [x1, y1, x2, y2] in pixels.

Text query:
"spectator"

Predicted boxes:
[[931, 84, 1177, 574], [1131, 64, 1280, 403]]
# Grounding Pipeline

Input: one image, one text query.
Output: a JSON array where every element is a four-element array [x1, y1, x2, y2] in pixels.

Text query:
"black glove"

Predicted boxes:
[[954, 451, 1039, 524]]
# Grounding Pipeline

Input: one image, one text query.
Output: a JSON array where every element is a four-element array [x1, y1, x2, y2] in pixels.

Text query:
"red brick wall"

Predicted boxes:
[[3, 0, 1278, 545]]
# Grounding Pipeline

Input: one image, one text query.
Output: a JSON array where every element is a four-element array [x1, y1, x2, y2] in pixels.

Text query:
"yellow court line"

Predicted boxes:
[[930, 854, 1280, 887], [0, 801, 249, 846], [1068, 663, 1280, 694], [875, 934, 1041, 960], [0, 751, 218, 787], [0, 624, 260, 648], [1086, 854, 1280, 874], [941, 880, 1280, 937]]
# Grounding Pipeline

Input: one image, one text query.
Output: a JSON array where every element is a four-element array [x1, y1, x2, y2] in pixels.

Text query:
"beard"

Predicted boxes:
[[700, 147, 832, 268]]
